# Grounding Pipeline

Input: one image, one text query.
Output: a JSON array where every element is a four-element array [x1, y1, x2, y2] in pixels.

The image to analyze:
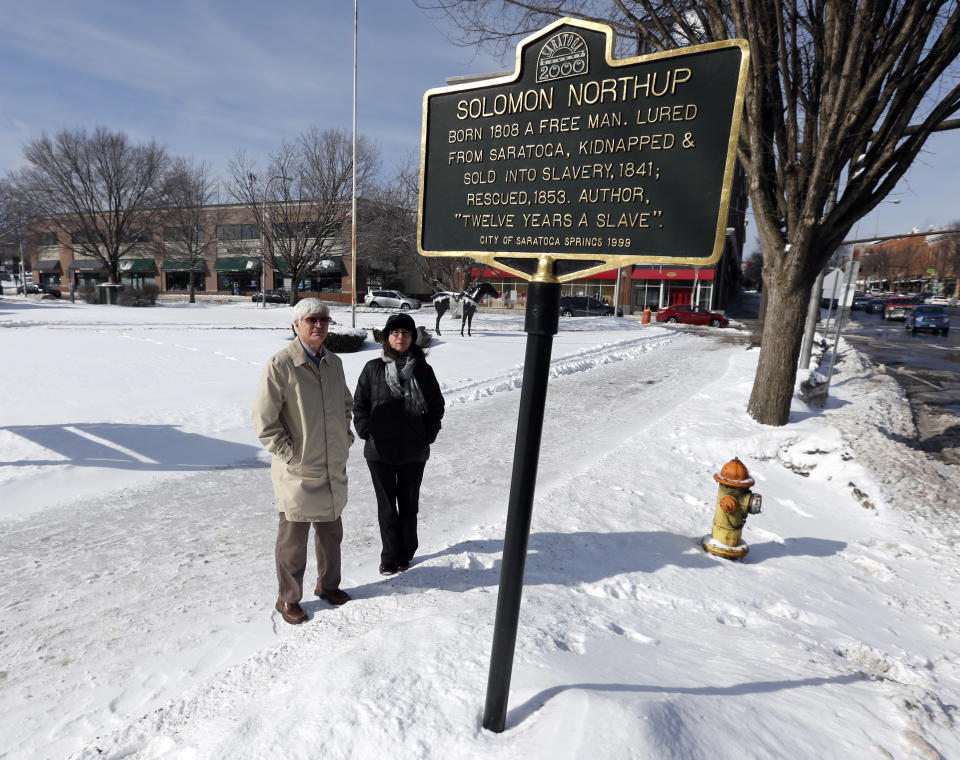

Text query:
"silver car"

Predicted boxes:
[[364, 289, 421, 310]]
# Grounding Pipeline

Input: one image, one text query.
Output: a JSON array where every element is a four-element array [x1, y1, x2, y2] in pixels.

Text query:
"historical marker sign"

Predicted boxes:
[[418, 18, 748, 281]]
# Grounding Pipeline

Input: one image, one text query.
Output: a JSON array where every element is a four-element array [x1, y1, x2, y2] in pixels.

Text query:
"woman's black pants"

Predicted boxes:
[[367, 460, 426, 565]]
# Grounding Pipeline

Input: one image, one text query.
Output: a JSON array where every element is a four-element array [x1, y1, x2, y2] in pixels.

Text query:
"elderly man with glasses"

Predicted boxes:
[[253, 298, 354, 624]]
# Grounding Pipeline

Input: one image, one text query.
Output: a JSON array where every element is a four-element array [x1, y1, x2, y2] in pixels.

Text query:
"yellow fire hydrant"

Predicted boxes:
[[702, 457, 762, 559]]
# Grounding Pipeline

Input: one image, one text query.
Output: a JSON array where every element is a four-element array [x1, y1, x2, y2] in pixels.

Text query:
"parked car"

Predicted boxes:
[[883, 296, 920, 320], [923, 296, 951, 306], [905, 305, 950, 335], [251, 289, 290, 303], [655, 305, 728, 327], [558, 296, 614, 317], [851, 295, 870, 310], [16, 282, 62, 298], [364, 290, 421, 310], [866, 297, 888, 313]]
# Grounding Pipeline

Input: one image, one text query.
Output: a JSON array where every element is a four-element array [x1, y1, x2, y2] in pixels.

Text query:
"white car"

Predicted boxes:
[[364, 289, 421, 310], [924, 296, 951, 306]]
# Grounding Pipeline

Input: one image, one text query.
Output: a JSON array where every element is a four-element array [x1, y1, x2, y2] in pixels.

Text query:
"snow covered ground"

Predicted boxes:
[[1, 296, 957, 760]]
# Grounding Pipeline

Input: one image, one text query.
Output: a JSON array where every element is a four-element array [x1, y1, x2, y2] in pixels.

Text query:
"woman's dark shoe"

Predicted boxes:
[[397, 560, 411, 572], [379, 563, 398, 575]]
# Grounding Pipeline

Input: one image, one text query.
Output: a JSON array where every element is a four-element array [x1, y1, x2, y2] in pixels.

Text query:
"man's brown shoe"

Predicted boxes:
[[275, 599, 307, 625], [316, 587, 351, 606]]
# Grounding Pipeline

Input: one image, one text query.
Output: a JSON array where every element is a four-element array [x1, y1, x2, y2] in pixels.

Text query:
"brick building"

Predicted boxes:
[[28, 203, 360, 302]]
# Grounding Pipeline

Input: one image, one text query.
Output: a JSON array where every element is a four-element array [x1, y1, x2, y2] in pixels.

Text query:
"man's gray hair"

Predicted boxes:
[[292, 298, 330, 324]]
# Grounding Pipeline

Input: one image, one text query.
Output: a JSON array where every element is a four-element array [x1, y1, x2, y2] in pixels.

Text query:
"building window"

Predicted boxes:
[[165, 271, 206, 291], [297, 271, 342, 293], [164, 227, 203, 243], [120, 274, 157, 290], [216, 224, 259, 241], [216, 272, 260, 293], [71, 230, 101, 245], [35, 231, 58, 247]]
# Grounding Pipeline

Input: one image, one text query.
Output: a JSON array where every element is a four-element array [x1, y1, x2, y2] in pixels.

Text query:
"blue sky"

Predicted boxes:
[[1, 0, 957, 246]]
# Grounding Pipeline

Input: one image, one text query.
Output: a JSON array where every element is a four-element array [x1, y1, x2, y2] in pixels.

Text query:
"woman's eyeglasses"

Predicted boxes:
[[303, 316, 332, 325], [390, 328, 412, 337]]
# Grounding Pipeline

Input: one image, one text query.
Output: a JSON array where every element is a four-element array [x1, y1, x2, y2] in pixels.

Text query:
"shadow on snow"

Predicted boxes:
[[1, 422, 264, 471]]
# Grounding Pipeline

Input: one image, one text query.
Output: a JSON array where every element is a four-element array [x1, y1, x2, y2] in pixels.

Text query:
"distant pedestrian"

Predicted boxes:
[[253, 298, 354, 625], [353, 313, 445, 575]]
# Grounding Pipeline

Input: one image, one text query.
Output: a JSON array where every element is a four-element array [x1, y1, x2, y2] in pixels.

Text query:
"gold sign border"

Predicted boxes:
[[417, 18, 749, 283]]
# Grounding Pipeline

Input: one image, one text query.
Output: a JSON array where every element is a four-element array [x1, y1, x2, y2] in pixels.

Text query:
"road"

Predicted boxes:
[[840, 306, 960, 465]]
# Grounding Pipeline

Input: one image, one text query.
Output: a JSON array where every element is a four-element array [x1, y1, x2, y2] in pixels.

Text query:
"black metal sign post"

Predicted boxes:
[[482, 271, 559, 733], [416, 17, 748, 734]]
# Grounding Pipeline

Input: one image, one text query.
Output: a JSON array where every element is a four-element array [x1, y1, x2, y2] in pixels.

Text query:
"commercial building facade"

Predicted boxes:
[[28, 203, 359, 301], [853, 230, 958, 297]]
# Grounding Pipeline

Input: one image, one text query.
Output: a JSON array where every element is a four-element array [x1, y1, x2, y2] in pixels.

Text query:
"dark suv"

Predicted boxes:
[[559, 296, 615, 317]]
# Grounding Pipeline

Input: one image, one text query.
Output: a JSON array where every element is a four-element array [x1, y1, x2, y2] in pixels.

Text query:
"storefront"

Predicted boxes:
[[631, 267, 716, 311], [118, 259, 157, 290], [273, 256, 345, 294], [214, 256, 261, 294], [69, 258, 109, 288], [162, 259, 207, 291], [35, 260, 62, 287], [471, 266, 623, 310]]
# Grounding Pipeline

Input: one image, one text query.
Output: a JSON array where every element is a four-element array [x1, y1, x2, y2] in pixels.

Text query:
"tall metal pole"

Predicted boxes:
[[18, 235, 27, 298], [799, 181, 838, 368], [483, 260, 560, 734], [350, 0, 358, 328]]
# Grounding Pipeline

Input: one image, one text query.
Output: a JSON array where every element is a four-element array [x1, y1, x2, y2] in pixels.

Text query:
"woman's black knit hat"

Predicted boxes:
[[383, 312, 416, 336]]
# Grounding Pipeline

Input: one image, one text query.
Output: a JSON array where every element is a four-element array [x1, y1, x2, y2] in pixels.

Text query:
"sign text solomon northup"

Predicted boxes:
[[418, 19, 748, 278]]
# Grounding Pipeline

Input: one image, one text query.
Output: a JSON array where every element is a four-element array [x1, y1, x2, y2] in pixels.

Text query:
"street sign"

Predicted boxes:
[[418, 18, 748, 281]]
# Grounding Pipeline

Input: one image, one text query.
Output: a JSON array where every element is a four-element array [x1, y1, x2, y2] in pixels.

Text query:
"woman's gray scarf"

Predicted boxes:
[[382, 352, 427, 414]]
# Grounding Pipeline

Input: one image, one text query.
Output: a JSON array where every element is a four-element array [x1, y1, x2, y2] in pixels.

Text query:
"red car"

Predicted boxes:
[[655, 305, 728, 327]]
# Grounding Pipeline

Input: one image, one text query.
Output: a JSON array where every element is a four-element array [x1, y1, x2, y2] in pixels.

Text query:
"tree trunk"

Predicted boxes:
[[189, 279, 196, 304], [746, 274, 811, 426]]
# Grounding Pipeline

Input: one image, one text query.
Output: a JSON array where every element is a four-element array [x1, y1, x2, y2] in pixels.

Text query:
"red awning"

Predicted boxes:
[[471, 267, 512, 278], [632, 268, 715, 281]]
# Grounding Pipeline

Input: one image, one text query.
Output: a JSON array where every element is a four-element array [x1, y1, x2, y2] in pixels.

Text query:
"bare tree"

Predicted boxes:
[[158, 159, 223, 303], [417, 0, 960, 425], [367, 153, 475, 295], [17, 127, 170, 284], [228, 128, 380, 307], [0, 177, 34, 279]]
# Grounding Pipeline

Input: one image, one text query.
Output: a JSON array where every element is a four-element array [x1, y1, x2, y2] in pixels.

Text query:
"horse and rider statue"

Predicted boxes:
[[431, 282, 500, 337]]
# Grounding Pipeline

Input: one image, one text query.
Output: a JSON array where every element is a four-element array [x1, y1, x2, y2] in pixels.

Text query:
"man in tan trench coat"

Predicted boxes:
[[253, 298, 354, 625]]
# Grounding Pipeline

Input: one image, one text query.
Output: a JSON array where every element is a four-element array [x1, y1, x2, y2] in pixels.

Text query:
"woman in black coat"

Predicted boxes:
[[353, 313, 445, 575]]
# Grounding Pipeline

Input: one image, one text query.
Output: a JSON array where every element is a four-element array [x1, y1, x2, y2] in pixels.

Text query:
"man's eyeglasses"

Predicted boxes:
[[303, 316, 332, 325], [390, 328, 411, 337]]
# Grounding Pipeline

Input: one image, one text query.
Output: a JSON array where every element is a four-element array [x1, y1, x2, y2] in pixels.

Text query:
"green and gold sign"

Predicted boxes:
[[418, 18, 748, 281]]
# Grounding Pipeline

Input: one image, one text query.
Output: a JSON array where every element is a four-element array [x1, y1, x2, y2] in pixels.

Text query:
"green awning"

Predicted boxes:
[[118, 259, 157, 273], [214, 257, 261, 272], [35, 260, 62, 272], [162, 259, 206, 272]]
